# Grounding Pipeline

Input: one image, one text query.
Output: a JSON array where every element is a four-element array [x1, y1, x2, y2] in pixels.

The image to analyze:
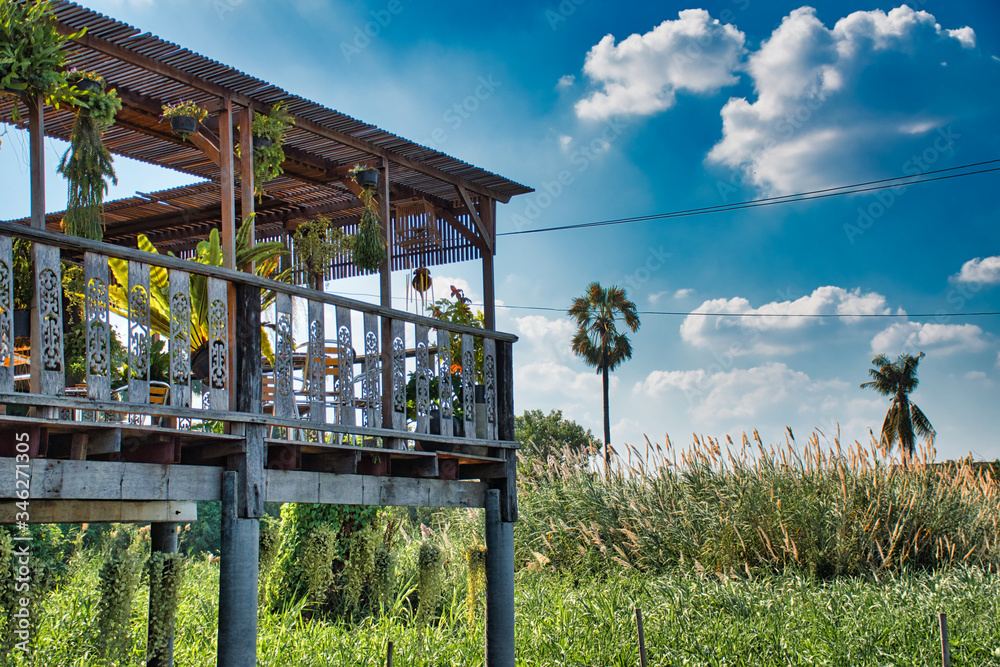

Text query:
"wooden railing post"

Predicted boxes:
[[492, 340, 517, 522]]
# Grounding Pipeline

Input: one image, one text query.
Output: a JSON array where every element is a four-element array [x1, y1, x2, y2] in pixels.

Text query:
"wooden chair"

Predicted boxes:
[[110, 380, 170, 425]]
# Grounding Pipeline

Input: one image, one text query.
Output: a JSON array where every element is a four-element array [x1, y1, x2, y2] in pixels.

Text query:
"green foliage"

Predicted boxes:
[[0, 0, 83, 104], [160, 100, 208, 121], [861, 352, 935, 457], [145, 552, 184, 662], [516, 408, 602, 462], [57, 90, 120, 240], [248, 101, 294, 198], [95, 530, 141, 664], [292, 216, 353, 287], [429, 286, 484, 382], [518, 431, 1000, 577], [11, 239, 32, 310], [298, 525, 339, 608], [416, 542, 444, 627], [465, 544, 486, 625], [352, 188, 386, 272], [343, 522, 378, 611]]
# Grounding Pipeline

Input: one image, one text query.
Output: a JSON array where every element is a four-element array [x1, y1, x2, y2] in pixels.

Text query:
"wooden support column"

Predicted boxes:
[[238, 107, 255, 251], [485, 489, 515, 667], [379, 159, 403, 448], [217, 471, 259, 667], [28, 95, 45, 230], [147, 522, 178, 667], [481, 198, 497, 330], [493, 340, 517, 522], [232, 282, 265, 519], [219, 98, 237, 271]]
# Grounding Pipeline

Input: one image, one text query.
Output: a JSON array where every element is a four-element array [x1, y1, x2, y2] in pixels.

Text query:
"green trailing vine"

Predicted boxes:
[[350, 168, 386, 272], [248, 101, 294, 199], [416, 541, 445, 627], [145, 551, 184, 662], [293, 216, 353, 288], [343, 523, 378, 611], [95, 530, 141, 664], [466, 544, 487, 625], [372, 520, 399, 614], [299, 525, 338, 608], [57, 77, 121, 241]]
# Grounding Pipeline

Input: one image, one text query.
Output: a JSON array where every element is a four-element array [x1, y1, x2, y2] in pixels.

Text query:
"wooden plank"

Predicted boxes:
[[0, 500, 197, 524], [0, 222, 519, 343], [128, 260, 151, 404], [265, 469, 321, 504], [335, 305, 355, 427], [363, 312, 381, 429], [207, 277, 230, 410], [273, 293, 295, 419], [307, 299, 325, 424], [168, 269, 192, 408], [495, 340, 517, 522], [483, 338, 498, 441], [0, 236, 12, 394], [84, 253, 112, 402], [461, 333, 475, 440], [32, 243, 64, 398], [437, 328, 453, 436], [188, 131, 221, 166], [415, 324, 430, 434]]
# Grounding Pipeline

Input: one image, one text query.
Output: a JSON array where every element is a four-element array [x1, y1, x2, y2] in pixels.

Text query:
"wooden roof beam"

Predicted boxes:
[[455, 186, 493, 254], [57, 24, 514, 204]]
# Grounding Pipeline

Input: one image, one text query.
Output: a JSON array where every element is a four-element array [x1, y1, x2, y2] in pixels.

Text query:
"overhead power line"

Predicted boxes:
[[497, 158, 1000, 237]]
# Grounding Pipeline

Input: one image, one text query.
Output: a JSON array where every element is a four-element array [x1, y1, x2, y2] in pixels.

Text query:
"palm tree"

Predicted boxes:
[[569, 282, 640, 471], [860, 352, 935, 458]]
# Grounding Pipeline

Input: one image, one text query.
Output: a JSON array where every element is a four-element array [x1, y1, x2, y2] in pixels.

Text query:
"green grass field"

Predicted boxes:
[[5, 432, 1000, 666]]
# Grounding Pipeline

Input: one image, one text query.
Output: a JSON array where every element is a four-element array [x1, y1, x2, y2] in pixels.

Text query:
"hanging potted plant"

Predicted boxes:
[[292, 216, 353, 290], [246, 101, 294, 200], [161, 101, 208, 141], [348, 165, 386, 273], [0, 0, 81, 100], [57, 75, 122, 241], [66, 69, 105, 95]]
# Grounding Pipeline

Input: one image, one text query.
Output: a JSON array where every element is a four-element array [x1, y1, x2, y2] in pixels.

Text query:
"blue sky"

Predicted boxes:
[[3, 0, 1000, 460]]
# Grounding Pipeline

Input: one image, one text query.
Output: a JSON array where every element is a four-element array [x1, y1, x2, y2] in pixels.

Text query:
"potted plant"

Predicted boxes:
[[348, 166, 386, 273], [0, 0, 82, 108], [292, 216, 352, 290], [57, 80, 122, 241], [161, 101, 208, 141], [66, 70, 105, 95], [247, 102, 294, 199]]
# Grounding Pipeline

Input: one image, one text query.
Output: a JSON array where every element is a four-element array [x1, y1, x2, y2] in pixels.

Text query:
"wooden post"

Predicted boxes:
[[219, 97, 237, 271], [939, 613, 951, 667], [147, 523, 178, 667], [386, 640, 393, 667], [481, 198, 496, 330], [238, 107, 255, 256], [379, 159, 403, 448], [28, 95, 45, 230], [217, 471, 259, 667], [232, 282, 265, 518], [492, 341, 517, 522], [485, 489, 515, 667], [635, 606, 647, 667]]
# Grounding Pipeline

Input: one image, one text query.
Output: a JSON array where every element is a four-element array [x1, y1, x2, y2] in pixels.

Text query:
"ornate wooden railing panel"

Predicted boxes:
[[0, 222, 516, 454]]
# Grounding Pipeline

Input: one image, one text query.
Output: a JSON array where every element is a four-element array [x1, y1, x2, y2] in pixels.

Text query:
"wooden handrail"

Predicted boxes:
[[0, 221, 517, 342]]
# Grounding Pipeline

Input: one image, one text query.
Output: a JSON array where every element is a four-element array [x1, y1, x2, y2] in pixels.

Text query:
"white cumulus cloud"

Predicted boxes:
[[679, 286, 895, 355], [870, 322, 989, 356], [706, 5, 981, 194], [952, 256, 1000, 285], [575, 9, 745, 120]]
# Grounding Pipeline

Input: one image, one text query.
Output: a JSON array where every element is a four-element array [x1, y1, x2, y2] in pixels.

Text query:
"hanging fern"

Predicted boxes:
[[57, 86, 121, 241], [146, 552, 184, 662], [352, 188, 386, 272]]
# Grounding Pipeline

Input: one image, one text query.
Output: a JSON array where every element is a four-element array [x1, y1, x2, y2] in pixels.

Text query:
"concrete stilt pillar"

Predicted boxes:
[[217, 471, 259, 667], [147, 522, 178, 667], [485, 489, 515, 667]]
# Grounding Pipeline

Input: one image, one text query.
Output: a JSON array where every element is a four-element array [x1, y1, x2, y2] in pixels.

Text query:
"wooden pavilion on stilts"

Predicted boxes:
[[0, 3, 531, 664]]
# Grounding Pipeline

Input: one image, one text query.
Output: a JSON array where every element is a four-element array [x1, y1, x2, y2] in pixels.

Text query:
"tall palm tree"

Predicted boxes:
[[569, 282, 640, 471], [860, 352, 935, 458]]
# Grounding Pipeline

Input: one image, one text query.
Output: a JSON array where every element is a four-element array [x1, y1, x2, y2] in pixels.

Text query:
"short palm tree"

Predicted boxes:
[[569, 282, 640, 471], [860, 352, 935, 458]]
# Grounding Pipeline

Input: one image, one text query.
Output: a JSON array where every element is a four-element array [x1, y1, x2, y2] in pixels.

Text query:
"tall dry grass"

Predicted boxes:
[[518, 429, 1000, 577]]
